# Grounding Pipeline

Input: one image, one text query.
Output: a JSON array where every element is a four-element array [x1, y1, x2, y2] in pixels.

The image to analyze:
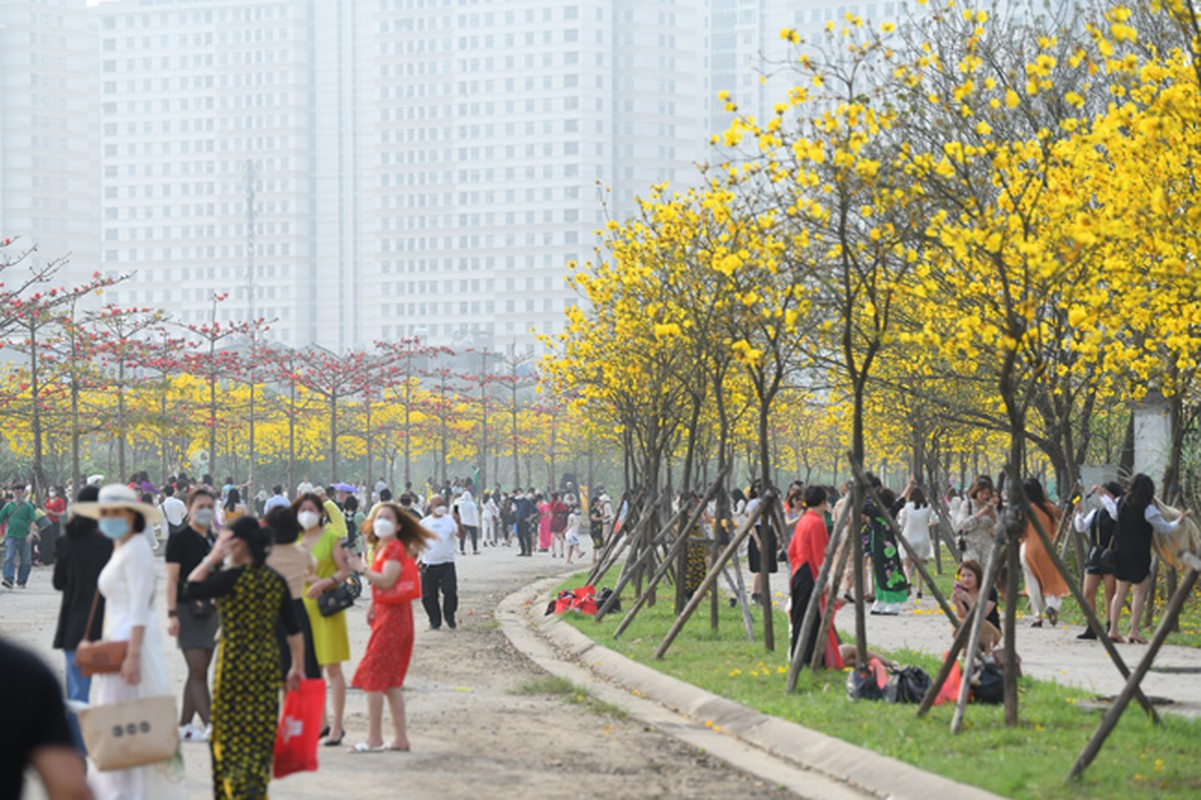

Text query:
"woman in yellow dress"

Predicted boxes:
[[294, 492, 351, 746]]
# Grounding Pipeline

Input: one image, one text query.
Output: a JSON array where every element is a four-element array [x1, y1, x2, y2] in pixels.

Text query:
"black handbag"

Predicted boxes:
[[316, 574, 362, 617], [971, 662, 1004, 704], [884, 665, 931, 704]]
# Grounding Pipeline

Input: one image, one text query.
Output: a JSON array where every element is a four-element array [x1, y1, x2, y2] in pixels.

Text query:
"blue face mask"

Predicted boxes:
[[98, 517, 131, 540]]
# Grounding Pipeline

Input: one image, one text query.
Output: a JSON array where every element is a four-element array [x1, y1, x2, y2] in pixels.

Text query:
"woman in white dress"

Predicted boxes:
[[75, 485, 186, 800], [896, 486, 939, 599]]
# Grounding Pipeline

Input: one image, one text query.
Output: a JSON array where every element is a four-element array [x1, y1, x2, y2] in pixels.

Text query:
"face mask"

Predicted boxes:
[[99, 517, 130, 540], [373, 519, 396, 539], [192, 508, 216, 528], [298, 511, 321, 530], [433, 506, 447, 517]]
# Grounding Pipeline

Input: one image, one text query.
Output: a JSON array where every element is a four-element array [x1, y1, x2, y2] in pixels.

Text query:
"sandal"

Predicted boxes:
[[1031, 620, 1043, 628], [1129, 635, 1149, 645], [389, 743, 411, 752], [1108, 633, 1126, 643], [349, 742, 389, 754], [323, 731, 346, 747]]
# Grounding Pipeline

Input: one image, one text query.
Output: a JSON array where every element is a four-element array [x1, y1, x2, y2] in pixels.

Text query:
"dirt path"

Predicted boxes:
[[6, 546, 793, 799]]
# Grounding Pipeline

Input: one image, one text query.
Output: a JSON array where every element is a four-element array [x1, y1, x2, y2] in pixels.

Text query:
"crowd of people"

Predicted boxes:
[[1, 464, 1191, 798], [1, 469, 618, 799]]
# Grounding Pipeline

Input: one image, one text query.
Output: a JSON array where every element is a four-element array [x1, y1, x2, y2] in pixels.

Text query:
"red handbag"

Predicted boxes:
[[373, 547, 421, 605], [273, 679, 325, 778]]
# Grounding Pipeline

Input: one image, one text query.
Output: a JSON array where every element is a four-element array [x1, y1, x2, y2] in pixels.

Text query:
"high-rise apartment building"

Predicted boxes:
[[9, 0, 900, 355], [91, 0, 711, 353], [0, 0, 98, 279]]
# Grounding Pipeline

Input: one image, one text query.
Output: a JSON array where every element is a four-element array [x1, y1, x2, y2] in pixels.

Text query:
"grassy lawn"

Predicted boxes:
[[552, 572, 1201, 800]]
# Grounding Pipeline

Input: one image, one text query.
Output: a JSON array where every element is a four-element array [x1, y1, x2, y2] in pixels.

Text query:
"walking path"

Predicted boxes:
[[834, 596, 1201, 718], [6, 548, 794, 799]]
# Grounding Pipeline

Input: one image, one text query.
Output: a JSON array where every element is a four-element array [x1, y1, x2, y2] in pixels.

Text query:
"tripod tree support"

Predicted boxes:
[[609, 467, 729, 632], [654, 494, 774, 660], [594, 499, 688, 622], [1070, 552, 1200, 780]]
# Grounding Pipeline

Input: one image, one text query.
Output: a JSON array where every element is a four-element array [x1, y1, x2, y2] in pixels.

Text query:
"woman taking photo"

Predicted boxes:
[[75, 485, 185, 799], [950, 558, 1001, 651], [346, 502, 432, 752], [186, 517, 304, 799], [165, 487, 220, 742], [1100, 475, 1189, 644], [295, 492, 351, 745]]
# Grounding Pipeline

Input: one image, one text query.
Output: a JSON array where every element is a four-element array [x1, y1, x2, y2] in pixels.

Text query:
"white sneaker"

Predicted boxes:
[[180, 723, 210, 742]]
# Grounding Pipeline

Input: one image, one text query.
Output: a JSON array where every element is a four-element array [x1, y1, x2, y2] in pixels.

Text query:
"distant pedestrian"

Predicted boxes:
[[264, 484, 290, 516], [513, 490, 536, 556], [457, 491, 480, 555], [40, 485, 67, 567], [1, 484, 38, 589], [564, 503, 583, 564], [347, 502, 432, 752], [589, 497, 605, 564], [549, 492, 569, 558], [419, 495, 459, 630]]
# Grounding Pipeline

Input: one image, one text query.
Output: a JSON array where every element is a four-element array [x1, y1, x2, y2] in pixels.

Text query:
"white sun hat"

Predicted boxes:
[[72, 483, 164, 524]]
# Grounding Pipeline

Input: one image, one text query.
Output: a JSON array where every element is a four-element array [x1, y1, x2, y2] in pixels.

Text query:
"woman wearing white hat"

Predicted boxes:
[[74, 484, 186, 799]]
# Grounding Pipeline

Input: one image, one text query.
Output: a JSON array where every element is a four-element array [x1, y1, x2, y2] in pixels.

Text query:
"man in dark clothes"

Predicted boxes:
[[0, 637, 92, 799]]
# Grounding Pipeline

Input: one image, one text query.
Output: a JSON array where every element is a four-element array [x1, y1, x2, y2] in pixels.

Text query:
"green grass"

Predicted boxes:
[[513, 675, 630, 720], [554, 572, 1201, 800]]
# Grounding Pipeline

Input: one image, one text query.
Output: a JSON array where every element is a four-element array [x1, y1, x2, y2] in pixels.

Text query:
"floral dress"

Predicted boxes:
[[188, 564, 299, 800], [865, 501, 909, 604]]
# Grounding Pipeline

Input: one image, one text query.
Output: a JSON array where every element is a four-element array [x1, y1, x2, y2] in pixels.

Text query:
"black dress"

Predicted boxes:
[[52, 529, 113, 650], [1115, 501, 1154, 583]]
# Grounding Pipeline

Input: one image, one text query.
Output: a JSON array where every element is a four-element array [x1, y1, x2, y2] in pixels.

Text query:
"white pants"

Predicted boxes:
[[1020, 542, 1061, 619]]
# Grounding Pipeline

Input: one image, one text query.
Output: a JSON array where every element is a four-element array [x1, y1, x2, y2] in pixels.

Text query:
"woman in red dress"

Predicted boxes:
[[787, 486, 844, 670], [347, 502, 432, 752]]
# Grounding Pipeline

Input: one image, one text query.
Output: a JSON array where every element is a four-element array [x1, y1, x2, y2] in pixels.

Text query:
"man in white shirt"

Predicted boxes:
[[420, 495, 460, 630], [160, 485, 187, 528], [264, 485, 290, 516], [296, 476, 314, 497], [457, 491, 480, 555]]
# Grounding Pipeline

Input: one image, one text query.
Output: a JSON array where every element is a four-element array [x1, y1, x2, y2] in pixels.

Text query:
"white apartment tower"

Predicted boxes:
[[93, 0, 710, 354], [0, 0, 98, 280]]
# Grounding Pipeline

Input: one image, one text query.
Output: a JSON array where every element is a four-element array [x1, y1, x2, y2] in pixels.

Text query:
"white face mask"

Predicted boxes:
[[298, 510, 321, 530], [373, 518, 396, 539], [433, 506, 447, 517]]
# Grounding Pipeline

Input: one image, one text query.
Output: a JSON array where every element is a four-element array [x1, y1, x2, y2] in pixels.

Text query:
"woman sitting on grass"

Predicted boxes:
[[950, 559, 1001, 651]]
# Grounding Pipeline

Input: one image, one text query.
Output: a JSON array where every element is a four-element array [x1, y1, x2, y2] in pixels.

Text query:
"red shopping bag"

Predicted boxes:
[[554, 591, 575, 614], [932, 655, 962, 707], [570, 586, 598, 615], [274, 678, 325, 778]]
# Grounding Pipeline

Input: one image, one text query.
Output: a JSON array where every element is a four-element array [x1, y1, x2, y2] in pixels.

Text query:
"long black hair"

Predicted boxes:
[[65, 485, 100, 538], [1022, 478, 1055, 518], [1126, 474, 1155, 511]]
